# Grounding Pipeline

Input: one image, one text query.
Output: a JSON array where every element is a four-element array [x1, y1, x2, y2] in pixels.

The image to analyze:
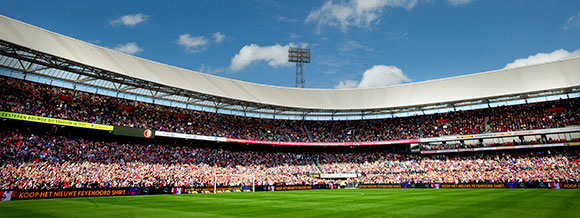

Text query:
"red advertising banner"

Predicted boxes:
[[226, 138, 420, 146]]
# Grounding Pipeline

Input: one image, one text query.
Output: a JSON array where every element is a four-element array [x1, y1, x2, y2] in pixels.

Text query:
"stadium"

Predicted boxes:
[[1, 7, 580, 218]]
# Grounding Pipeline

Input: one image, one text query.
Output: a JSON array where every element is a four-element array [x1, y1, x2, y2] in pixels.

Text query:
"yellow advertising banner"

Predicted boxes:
[[0, 111, 114, 131]]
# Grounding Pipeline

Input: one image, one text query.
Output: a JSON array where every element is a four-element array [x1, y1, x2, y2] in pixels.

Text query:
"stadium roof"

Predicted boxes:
[[1, 15, 579, 118]]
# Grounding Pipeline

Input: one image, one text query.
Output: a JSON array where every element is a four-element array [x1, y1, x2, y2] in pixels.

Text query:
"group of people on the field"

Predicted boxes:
[[1, 130, 578, 190], [1, 76, 579, 143]]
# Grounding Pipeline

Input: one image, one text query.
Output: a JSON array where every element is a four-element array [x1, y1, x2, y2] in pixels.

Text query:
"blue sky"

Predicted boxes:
[[2, 0, 580, 89]]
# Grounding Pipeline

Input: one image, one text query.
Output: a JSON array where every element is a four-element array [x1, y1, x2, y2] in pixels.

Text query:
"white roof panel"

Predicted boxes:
[[1, 15, 579, 111]]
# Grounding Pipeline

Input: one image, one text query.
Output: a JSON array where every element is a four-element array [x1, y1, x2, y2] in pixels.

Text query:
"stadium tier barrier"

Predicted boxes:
[[2, 183, 579, 201]]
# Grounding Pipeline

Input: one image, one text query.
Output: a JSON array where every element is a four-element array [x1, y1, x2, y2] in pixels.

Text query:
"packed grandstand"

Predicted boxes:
[[1, 74, 580, 191], [0, 15, 580, 199], [1, 126, 579, 190]]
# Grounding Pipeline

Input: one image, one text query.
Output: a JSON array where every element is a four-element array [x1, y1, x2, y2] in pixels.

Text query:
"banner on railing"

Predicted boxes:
[[0, 111, 114, 131], [2, 182, 579, 201], [113, 126, 155, 138], [225, 138, 420, 147], [360, 182, 580, 189], [320, 173, 359, 179], [14, 189, 128, 200], [155, 126, 579, 147], [419, 126, 580, 143], [154, 131, 226, 142], [420, 142, 580, 154]]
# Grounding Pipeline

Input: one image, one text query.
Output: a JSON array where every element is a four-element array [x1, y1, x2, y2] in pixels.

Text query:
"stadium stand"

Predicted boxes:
[[1, 76, 579, 143], [1, 127, 578, 190]]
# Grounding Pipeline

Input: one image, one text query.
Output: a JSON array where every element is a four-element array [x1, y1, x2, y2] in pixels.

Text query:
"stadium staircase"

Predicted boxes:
[[314, 161, 324, 173], [484, 116, 491, 132], [302, 124, 315, 142]]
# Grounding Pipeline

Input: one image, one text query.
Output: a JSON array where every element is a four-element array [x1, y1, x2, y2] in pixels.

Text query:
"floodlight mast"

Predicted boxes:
[[288, 47, 310, 88]]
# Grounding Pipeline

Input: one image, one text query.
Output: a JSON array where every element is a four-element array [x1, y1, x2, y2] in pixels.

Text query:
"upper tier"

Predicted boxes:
[[2, 75, 579, 144]]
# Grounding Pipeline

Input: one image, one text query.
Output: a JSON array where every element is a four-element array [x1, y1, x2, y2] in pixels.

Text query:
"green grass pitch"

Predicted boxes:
[[1, 189, 579, 217]]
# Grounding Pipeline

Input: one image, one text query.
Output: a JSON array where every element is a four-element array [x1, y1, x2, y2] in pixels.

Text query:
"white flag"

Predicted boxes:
[[1, 191, 13, 201]]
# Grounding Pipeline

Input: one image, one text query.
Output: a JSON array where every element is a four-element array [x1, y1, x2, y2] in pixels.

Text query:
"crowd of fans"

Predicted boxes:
[[0, 130, 319, 189], [1, 76, 579, 143], [1, 130, 578, 190]]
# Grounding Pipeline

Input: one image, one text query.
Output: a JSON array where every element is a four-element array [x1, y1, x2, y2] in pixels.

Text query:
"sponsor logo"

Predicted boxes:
[[17, 190, 126, 199], [143, 129, 153, 138], [128, 188, 141, 195], [456, 136, 473, 139]]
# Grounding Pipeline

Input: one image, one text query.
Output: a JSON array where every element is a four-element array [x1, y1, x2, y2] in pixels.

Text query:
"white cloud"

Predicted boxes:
[[319, 54, 350, 68], [335, 65, 410, 89], [109, 13, 148, 27], [447, 0, 475, 7], [306, 0, 423, 32], [338, 40, 374, 53], [87, 39, 101, 44], [358, 65, 411, 88], [229, 43, 295, 72], [178, 32, 227, 53], [198, 64, 225, 75], [565, 11, 580, 29], [112, 42, 143, 55], [289, 33, 301, 39], [503, 48, 580, 70], [213, 32, 226, 43], [178, 34, 209, 53], [334, 80, 359, 89], [275, 15, 298, 23], [386, 31, 410, 43]]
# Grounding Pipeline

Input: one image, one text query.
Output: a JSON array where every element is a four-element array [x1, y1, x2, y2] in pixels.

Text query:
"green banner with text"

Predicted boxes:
[[0, 111, 114, 131]]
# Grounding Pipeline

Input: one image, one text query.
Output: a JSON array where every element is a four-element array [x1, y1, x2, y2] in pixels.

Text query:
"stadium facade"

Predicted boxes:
[[1, 15, 580, 201]]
